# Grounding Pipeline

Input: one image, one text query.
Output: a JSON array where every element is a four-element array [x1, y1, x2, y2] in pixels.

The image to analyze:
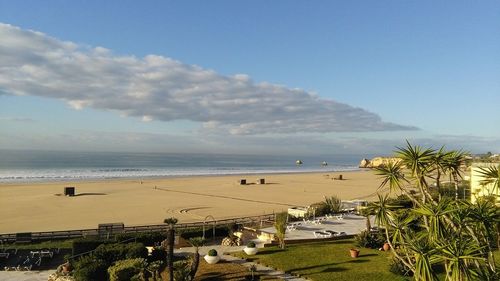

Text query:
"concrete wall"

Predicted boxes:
[[470, 163, 499, 204]]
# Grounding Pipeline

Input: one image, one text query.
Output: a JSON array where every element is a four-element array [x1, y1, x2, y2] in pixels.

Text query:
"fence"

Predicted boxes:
[[0, 214, 275, 243]]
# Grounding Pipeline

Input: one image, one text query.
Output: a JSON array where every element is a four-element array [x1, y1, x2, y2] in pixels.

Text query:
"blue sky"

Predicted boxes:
[[0, 1, 499, 155]]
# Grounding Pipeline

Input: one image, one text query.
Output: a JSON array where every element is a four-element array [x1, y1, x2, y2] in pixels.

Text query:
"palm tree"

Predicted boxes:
[[274, 212, 287, 249], [374, 142, 498, 279], [164, 217, 178, 281], [358, 207, 373, 232], [437, 236, 485, 281], [188, 237, 205, 281], [366, 194, 415, 271], [404, 233, 439, 281], [429, 146, 451, 200], [396, 140, 435, 192], [468, 198, 500, 273], [443, 150, 468, 200], [413, 198, 456, 244]]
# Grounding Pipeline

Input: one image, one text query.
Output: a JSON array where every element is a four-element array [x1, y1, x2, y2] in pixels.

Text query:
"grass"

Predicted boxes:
[[233, 240, 500, 281], [3, 239, 74, 250], [233, 239, 409, 281], [192, 260, 280, 280]]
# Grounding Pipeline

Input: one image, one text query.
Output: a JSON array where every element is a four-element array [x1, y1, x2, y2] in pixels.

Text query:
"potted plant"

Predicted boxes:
[[349, 248, 360, 258], [244, 241, 259, 255], [204, 249, 220, 264]]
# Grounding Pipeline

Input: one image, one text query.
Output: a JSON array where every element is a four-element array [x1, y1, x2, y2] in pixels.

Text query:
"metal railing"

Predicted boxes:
[[0, 213, 275, 243]]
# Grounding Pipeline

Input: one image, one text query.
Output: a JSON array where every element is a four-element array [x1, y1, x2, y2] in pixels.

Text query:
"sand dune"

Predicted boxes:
[[0, 170, 384, 233]]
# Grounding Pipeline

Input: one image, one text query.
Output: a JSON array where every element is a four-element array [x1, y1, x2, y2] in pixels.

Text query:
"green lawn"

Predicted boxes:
[[234, 239, 410, 281], [3, 239, 74, 250]]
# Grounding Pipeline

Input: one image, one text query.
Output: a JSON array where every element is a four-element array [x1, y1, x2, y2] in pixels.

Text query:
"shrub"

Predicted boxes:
[[354, 230, 385, 249], [115, 232, 166, 246], [178, 226, 229, 239], [173, 260, 191, 281], [94, 243, 147, 265], [148, 247, 166, 262], [324, 195, 342, 213], [247, 241, 256, 248], [208, 249, 218, 256], [108, 258, 147, 281], [73, 254, 108, 281], [72, 237, 109, 256], [308, 202, 330, 217], [388, 255, 413, 276]]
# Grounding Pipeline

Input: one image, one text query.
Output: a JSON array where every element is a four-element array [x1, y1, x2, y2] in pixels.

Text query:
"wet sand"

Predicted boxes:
[[0, 170, 384, 233]]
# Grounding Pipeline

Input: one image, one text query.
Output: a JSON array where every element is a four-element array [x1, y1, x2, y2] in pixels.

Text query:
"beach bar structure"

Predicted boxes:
[[64, 187, 75, 196]]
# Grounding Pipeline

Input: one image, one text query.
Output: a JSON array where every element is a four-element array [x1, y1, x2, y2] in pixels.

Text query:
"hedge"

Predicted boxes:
[[108, 258, 147, 281], [114, 232, 167, 246], [72, 237, 111, 256], [94, 243, 147, 265]]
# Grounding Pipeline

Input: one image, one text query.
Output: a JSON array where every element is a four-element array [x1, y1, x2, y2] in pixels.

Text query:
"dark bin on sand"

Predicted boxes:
[[64, 187, 75, 196], [239, 179, 247, 185]]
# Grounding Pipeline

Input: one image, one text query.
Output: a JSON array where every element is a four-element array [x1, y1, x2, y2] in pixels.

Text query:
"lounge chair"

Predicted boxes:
[[324, 230, 338, 236], [0, 252, 9, 259], [313, 231, 332, 238]]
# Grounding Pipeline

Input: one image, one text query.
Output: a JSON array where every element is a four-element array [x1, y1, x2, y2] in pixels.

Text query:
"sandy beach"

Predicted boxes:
[[0, 170, 384, 233]]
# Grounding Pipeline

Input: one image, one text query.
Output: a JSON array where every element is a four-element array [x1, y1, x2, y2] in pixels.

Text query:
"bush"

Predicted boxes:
[[178, 226, 229, 239], [324, 195, 342, 213], [108, 258, 147, 281], [388, 194, 413, 208], [308, 202, 330, 217], [148, 247, 166, 262], [115, 232, 166, 246], [247, 241, 256, 248], [73, 254, 108, 281], [388, 255, 413, 276], [173, 260, 191, 281], [94, 243, 147, 265], [72, 237, 110, 256], [354, 230, 385, 249], [208, 249, 218, 256]]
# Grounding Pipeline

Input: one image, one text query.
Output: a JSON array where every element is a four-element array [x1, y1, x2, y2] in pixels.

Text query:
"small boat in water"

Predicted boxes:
[[296, 160, 303, 165], [321, 161, 328, 166]]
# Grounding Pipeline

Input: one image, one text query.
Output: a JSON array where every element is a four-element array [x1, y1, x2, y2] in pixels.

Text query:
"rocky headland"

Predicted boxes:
[[359, 157, 402, 168]]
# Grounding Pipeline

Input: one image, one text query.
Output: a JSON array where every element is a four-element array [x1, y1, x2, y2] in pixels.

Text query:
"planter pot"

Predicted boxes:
[[383, 243, 391, 251], [350, 249, 360, 258], [244, 247, 259, 255], [204, 255, 220, 264]]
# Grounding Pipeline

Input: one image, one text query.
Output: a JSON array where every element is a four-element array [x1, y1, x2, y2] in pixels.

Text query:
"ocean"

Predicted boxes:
[[0, 150, 364, 183]]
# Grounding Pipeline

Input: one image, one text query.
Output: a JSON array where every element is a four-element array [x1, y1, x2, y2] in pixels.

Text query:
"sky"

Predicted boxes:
[[0, 1, 499, 156]]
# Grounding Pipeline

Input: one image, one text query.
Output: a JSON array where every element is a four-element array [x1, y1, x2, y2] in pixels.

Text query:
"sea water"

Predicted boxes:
[[0, 150, 364, 183]]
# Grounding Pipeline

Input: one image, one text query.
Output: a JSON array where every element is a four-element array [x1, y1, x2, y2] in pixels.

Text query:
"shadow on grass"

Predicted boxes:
[[258, 249, 288, 255], [321, 267, 348, 272], [358, 253, 378, 257], [286, 262, 338, 272], [347, 259, 371, 263]]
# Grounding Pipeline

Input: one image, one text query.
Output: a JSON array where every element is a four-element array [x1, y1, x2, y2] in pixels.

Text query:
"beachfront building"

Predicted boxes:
[[470, 163, 500, 204]]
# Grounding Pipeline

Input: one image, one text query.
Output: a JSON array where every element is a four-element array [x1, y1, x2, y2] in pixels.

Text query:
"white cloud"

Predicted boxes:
[[0, 23, 417, 135]]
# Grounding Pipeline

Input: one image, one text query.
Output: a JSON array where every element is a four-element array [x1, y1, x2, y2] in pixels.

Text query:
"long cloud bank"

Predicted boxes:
[[0, 23, 417, 135]]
